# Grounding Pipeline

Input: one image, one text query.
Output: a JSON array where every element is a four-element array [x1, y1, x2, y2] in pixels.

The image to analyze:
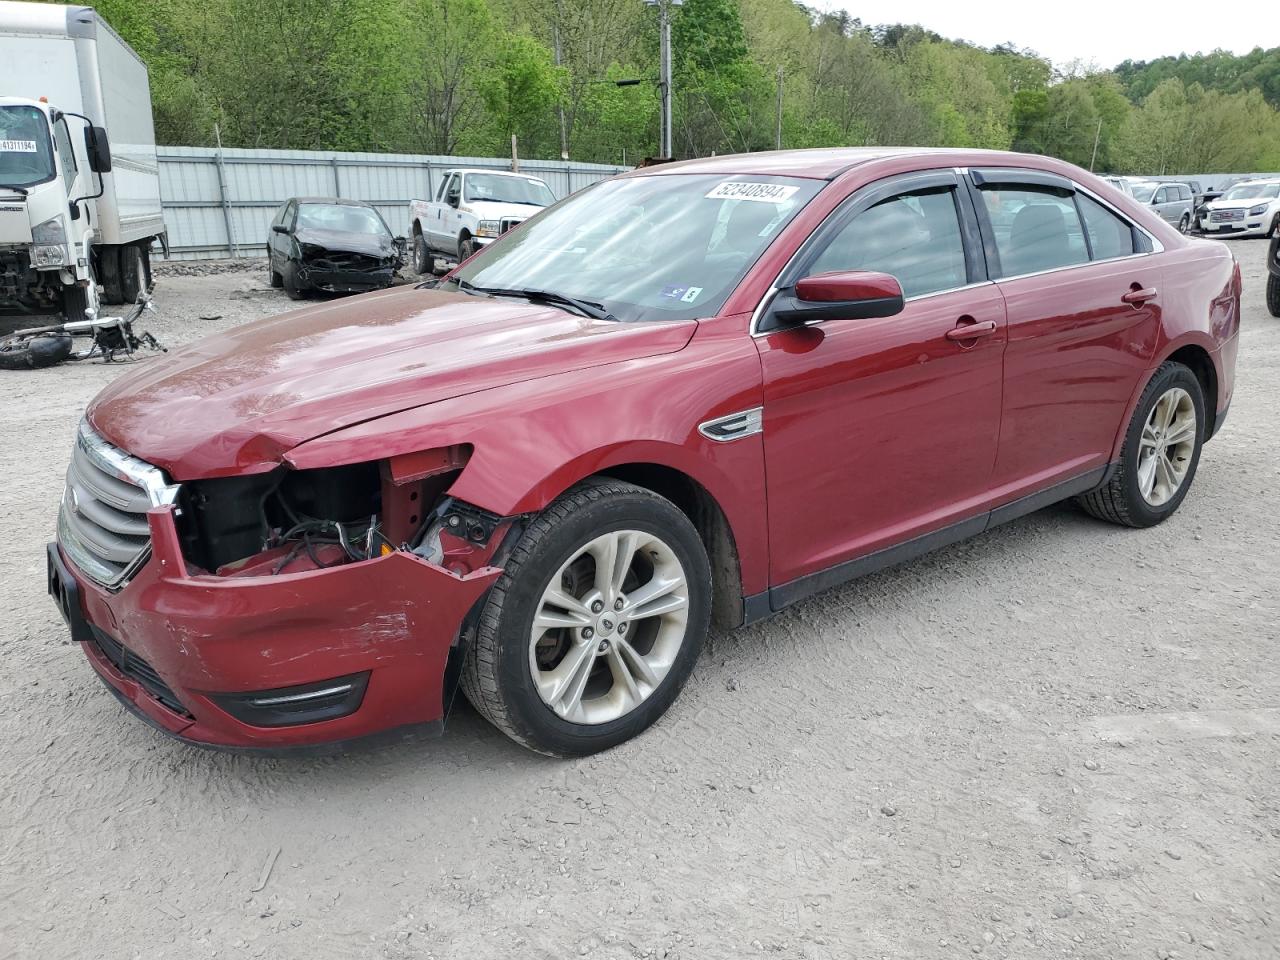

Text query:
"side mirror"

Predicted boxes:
[[773, 271, 905, 326], [271, 223, 290, 234], [84, 126, 112, 173]]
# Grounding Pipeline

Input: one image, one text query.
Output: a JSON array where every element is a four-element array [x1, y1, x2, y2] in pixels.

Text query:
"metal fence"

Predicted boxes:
[[157, 146, 629, 260]]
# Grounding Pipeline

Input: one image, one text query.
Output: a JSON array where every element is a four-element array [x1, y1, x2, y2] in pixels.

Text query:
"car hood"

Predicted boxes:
[[293, 227, 394, 258], [1205, 197, 1278, 211], [88, 286, 696, 479], [465, 199, 547, 221]]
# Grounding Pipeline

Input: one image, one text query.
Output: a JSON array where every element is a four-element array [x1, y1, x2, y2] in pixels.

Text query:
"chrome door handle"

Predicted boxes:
[[945, 319, 998, 342], [1121, 287, 1158, 306]]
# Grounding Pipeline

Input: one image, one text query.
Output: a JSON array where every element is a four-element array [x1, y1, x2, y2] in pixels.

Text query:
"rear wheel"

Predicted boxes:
[[0, 333, 73, 370], [1178, 213, 1190, 234], [1267, 213, 1280, 239], [97, 246, 124, 305], [462, 479, 711, 756], [1266, 273, 1280, 318], [1077, 362, 1205, 528], [120, 245, 147, 303]]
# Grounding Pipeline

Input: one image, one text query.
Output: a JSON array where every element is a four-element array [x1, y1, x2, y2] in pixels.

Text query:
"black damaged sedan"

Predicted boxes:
[[267, 198, 406, 299]]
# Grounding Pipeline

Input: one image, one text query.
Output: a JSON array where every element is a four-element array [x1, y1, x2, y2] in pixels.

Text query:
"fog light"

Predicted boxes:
[[213, 671, 370, 727], [31, 244, 66, 267]]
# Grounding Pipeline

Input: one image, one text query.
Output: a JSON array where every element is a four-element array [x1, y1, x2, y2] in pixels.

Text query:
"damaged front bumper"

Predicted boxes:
[[48, 505, 499, 750], [296, 255, 397, 293]]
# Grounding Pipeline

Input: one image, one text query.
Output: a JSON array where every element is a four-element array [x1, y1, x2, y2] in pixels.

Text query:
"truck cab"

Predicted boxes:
[[0, 95, 108, 325], [409, 169, 555, 275]]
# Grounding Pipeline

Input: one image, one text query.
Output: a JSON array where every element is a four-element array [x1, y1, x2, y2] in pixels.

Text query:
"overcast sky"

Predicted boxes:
[[813, 0, 1275, 71]]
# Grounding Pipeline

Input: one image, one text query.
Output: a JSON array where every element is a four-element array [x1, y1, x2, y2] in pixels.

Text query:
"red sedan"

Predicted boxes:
[[49, 148, 1240, 755]]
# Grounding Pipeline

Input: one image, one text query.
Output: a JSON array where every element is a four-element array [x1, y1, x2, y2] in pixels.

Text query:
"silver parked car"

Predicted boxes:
[[1129, 180, 1194, 233]]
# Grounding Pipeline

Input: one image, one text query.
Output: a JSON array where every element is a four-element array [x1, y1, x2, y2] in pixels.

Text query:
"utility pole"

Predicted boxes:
[[1089, 117, 1102, 172], [658, 0, 673, 159], [774, 65, 784, 150], [553, 0, 568, 161]]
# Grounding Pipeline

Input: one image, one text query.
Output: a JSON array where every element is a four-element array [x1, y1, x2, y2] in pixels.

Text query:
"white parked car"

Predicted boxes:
[[409, 169, 556, 274], [1197, 179, 1280, 238], [1100, 175, 1134, 197]]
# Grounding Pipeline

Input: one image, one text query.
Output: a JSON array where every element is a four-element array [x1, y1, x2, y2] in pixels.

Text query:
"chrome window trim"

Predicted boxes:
[[748, 169, 1164, 336]]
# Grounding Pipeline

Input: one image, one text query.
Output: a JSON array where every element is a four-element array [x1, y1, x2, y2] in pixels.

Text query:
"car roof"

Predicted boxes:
[[289, 197, 376, 207], [448, 168, 549, 181], [622, 147, 1080, 181]]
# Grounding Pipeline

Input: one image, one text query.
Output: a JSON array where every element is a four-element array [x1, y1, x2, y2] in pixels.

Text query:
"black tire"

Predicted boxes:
[[281, 260, 308, 301], [120, 245, 146, 303], [458, 235, 475, 263], [1267, 273, 1280, 318], [1267, 213, 1280, 240], [1178, 213, 1190, 234], [269, 260, 283, 288], [0, 333, 73, 370], [98, 246, 124, 305], [461, 478, 712, 757], [62, 282, 92, 324], [413, 233, 434, 275], [1077, 362, 1206, 528]]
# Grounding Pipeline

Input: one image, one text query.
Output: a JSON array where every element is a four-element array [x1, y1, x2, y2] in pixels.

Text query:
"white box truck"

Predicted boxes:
[[0, 1, 166, 328]]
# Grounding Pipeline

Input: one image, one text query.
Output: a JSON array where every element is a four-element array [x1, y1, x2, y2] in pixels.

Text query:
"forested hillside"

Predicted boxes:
[[77, 0, 1280, 173]]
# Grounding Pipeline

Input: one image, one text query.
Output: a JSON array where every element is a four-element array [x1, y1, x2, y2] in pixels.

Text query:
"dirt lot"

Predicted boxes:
[[2, 244, 1278, 960]]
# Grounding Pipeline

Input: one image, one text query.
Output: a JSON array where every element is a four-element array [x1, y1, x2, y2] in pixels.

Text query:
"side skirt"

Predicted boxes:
[[741, 464, 1112, 623]]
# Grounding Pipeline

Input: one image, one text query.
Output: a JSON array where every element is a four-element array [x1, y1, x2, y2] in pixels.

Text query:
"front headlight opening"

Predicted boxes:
[[31, 217, 66, 244], [476, 220, 501, 238], [1249, 204, 1269, 217]]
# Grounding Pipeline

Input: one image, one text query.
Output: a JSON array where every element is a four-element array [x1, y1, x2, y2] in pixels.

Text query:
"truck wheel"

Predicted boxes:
[[0, 333, 73, 371], [282, 261, 308, 301], [458, 236, 476, 263], [462, 478, 711, 757], [1267, 273, 1280, 318], [120, 245, 146, 303], [413, 234, 435, 275], [1077, 362, 1205, 528], [98, 247, 124, 305]]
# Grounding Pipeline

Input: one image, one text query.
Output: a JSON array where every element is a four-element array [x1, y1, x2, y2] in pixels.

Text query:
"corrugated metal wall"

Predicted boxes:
[[157, 146, 629, 260]]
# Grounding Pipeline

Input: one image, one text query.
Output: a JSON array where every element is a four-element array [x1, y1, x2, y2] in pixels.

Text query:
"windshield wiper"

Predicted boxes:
[[0, 186, 28, 197], [466, 284, 617, 321]]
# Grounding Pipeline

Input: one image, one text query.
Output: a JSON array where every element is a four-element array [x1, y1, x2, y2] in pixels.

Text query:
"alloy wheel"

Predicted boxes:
[[528, 529, 690, 725], [1137, 387, 1196, 506]]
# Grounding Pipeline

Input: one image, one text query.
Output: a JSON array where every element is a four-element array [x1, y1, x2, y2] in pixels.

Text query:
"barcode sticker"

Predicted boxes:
[[705, 181, 799, 203]]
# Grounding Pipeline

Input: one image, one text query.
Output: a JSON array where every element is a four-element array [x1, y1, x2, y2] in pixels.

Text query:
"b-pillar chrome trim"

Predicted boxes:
[[698, 407, 763, 443]]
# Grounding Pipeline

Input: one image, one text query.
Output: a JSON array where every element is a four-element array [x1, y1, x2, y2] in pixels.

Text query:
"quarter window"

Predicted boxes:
[[977, 187, 1088, 277], [1076, 193, 1135, 261], [806, 188, 968, 298], [53, 117, 76, 188]]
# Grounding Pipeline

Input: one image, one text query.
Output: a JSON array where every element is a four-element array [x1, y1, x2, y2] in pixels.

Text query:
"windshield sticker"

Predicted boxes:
[[705, 181, 799, 204], [659, 284, 703, 302], [0, 140, 38, 153]]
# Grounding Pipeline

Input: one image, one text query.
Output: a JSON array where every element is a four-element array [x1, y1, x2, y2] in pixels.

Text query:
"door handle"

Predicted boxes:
[[945, 319, 998, 342], [1121, 286, 1158, 306]]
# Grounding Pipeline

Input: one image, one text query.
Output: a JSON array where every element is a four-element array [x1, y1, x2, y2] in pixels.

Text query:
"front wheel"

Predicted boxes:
[[413, 233, 435, 275], [1077, 362, 1205, 528], [1266, 273, 1280, 318], [1178, 214, 1190, 234], [458, 236, 476, 263], [462, 479, 711, 756], [281, 260, 308, 300]]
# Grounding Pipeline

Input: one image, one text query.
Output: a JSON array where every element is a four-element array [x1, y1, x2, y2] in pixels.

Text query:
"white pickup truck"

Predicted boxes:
[[409, 168, 555, 275]]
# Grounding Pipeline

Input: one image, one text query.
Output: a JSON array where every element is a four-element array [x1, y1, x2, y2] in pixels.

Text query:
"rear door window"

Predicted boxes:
[[977, 187, 1089, 277], [1076, 194, 1136, 261], [806, 187, 968, 298]]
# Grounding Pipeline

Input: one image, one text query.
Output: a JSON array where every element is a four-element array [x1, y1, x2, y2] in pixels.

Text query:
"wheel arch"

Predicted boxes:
[[1109, 336, 1220, 461], [1163, 342, 1217, 420]]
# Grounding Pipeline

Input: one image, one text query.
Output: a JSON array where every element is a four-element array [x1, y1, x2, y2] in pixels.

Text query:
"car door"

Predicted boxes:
[[755, 171, 1006, 593], [427, 173, 454, 250], [1154, 185, 1178, 224], [267, 202, 288, 268], [968, 170, 1161, 500]]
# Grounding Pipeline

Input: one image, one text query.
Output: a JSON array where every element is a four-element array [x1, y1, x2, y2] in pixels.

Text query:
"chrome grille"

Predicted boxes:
[[57, 421, 178, 588], [1210, 209, 1244, 222], [498, 217, 523, 234]]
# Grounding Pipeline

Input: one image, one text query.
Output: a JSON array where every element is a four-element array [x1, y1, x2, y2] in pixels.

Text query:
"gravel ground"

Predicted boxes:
[[2, 243, 1278, 960]]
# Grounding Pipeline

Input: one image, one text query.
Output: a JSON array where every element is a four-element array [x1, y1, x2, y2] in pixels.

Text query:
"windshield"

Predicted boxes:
[[0, 104, 55, 190], [464, 173, 555, 206], [296, 203, 390, 235], [1223, 183, 1280, 201], [1129, 183, 1158, 202], [452, 174, 822, 322]]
